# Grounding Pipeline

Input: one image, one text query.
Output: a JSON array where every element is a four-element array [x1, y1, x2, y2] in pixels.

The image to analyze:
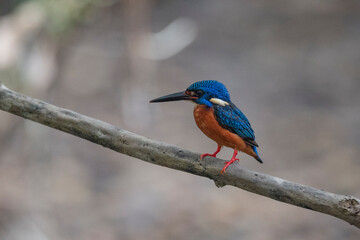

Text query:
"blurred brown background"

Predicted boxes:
[[0, 0, 360, 239]]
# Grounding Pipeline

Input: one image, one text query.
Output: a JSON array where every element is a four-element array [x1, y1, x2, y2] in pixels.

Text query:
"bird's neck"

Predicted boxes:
[[194, 104, 211, 111], [193, 105, 213, 121]]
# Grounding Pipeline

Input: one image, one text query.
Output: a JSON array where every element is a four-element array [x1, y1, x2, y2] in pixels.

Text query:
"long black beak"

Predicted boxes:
[[149, 91, 196, 103]]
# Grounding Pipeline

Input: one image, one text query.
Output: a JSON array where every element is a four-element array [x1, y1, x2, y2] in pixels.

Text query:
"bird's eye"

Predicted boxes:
[[196, 90, 204, 96]]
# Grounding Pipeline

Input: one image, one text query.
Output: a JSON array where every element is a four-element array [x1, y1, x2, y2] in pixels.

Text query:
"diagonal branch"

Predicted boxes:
[[0, 81, 359, 228]]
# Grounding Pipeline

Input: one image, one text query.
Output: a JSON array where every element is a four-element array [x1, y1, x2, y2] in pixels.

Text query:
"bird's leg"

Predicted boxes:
[[200, 145, 221, 159], [221, 149, 239, 174]]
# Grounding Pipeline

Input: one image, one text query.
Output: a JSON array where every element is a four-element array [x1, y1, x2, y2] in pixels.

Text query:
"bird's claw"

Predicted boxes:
[[224, 158, 239, 164], [221, 158, 239, 174], [200, 146, 221, 160]]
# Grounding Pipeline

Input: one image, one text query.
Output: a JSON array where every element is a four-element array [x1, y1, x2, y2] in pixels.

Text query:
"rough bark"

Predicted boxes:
[[0, 81, 359, 228]]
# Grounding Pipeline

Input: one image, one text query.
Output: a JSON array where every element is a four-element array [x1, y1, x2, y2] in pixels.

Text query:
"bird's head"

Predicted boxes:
[[150, 80, 231, 107]]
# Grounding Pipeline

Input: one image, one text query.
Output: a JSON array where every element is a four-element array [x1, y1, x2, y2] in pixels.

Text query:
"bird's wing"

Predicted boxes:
[[213, 103, 258, 147]]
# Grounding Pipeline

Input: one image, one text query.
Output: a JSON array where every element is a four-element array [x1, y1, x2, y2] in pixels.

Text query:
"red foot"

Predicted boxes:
[[200, 145, 221, 160], [221, 158, 239, 174], [221, 149, 239, 174]]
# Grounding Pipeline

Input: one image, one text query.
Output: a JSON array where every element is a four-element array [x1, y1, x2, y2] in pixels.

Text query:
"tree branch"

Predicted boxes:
[[0, 81, 359, 228]]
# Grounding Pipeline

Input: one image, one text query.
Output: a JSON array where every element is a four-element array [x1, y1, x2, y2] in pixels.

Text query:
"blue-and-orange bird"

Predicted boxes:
[[150, 80, 262, 173]]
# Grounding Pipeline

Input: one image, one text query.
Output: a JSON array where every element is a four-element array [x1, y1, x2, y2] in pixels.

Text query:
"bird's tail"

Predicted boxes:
[[251, 146, 263, 163]]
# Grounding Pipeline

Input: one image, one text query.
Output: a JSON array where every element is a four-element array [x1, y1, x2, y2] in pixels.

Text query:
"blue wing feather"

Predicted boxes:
[[213, 102, 258, 147]]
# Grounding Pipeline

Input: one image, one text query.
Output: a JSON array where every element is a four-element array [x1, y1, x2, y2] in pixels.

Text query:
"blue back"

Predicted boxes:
[[213, 103, 257, 147]]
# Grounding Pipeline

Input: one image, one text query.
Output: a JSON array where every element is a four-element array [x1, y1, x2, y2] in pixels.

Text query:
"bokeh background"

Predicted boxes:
[[0, 0, 360, 239]]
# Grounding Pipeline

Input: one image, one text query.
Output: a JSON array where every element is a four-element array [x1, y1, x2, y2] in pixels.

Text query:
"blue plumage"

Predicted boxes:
[[187, 80, 230, 107], [187, 80, 230, 102], [213, 102, 258, 147]]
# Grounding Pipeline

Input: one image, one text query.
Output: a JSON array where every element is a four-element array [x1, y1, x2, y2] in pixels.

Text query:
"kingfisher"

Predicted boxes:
[[150, 80, 262, 173]]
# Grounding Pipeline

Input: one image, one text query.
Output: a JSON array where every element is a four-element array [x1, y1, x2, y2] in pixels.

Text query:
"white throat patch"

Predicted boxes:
[[210, 98, 229, 106]]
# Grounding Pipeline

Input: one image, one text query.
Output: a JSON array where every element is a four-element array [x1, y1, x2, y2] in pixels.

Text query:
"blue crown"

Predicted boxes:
[[186, 80, 230, 102]]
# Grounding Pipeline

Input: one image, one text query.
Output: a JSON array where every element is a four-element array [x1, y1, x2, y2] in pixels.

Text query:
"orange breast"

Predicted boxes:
[[193, 105, 255, 156]]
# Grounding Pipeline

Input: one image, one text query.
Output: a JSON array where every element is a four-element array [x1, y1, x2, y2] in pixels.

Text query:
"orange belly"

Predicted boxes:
[[193, 105, 256, 157]]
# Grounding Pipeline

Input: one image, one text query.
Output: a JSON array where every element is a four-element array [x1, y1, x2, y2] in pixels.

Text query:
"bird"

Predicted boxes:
[[149, 80, 262, 173]]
